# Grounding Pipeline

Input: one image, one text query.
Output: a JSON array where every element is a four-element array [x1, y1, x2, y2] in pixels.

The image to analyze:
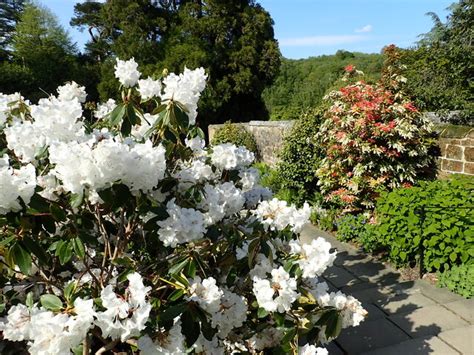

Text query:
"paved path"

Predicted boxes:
[[301, 225, 473, 355]]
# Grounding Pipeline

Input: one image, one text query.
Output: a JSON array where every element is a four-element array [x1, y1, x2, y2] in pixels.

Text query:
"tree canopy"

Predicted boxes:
[[262, 51, 383, 120], [0, 0, 25, 61], [0, 3, 82, 102], [400, 0, 473, 117], [71, 0, 281, 127]]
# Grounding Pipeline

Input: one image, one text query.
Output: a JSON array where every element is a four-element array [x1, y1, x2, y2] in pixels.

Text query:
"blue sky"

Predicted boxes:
[[40, 0, 453, 59]]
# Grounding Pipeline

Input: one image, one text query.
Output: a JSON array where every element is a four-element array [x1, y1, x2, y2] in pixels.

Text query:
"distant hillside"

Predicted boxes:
[[262, 50, 383, 120]]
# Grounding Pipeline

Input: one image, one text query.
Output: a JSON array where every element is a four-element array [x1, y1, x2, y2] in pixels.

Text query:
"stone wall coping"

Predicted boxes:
[[247, 120, 295, 127], [436, 125, 473, 138]]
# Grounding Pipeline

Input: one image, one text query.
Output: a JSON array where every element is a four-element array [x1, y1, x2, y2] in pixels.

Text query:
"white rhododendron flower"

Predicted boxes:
[[49, 135, 166, 197], [188, 276, 224, 314], [0, 298, 96, 355], [57, 81, 87, 103], [210, 143, 255, 170], [157, 199, 208, 247], [307, 279, 367, 328], [299, 344, 329, 355], [248, 327, 283, 351], [253, 267, 299, 313], [5, 96, 84, 162], [173, 159, 214, 191], [253, 198, 311, 232], [95, 272, 151, 341], [94, 98, 117, 119], [0, 92, 24, 126], [138, 318, 185, 355], [239, 167, 260, 191], [114, 57, 140, 87], [0, 304, 34, 341], [0, 155, 36, 214], [162, 67, 207, 125], [138, 76, 162, 100], [185, 136, 205, 154], [289, 238, 336, 278], [199, 182, 245, 223], [211, 289, 248, 338]]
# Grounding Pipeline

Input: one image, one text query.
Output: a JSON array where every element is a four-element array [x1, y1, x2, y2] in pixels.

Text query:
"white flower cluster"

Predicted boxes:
[[252, 267, 299, 313], [5, 95, 84, 162], [48, 134, 166, 199], [308, 279, 367, 329], [138, 318, 185, 355], [113, 58, 207, 125], [138, 77, 162, 100], [0, 155, 36, 214], [173, 158, 214, 191], [188, 277, 248, 338], [211, 143, 255, 170], [253, 198, 312, 232], [95, 273, 152, 341], [0, 92, 23, 126], [57, 81, 87, 103], [299, 344, 329, 355], [114, 57, 141, 87], [0, 299, 95, 355], [289, 238, 337, 278], [199, 182, 245, 223], [162, 67, 207, 125], [94, 98, 116, 119], [157, 199, 208, 247], [0, 273, 151, 353]]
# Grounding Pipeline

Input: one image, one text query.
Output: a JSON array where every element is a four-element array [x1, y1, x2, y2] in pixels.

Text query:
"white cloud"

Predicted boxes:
[[355, 25, 373, 33], [280, 35, 368, 47]]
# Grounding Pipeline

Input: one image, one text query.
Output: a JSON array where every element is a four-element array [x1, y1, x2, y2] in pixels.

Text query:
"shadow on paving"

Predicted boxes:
[[301, 224, 467, 354]]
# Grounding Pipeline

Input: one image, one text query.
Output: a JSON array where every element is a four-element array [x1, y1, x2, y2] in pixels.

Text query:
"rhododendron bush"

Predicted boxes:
[[0, 58, 366, 354], [316, 64, 437, 209]]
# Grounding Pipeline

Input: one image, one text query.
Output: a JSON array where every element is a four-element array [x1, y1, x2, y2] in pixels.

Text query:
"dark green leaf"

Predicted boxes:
[[22, 236, 49, 266], [10, 243, 32, 274], [181, 310, 200, 347]]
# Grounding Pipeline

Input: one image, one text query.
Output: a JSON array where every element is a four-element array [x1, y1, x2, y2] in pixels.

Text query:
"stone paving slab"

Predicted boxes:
[[343, 260, 403, 285], [438, 326, 474, 354], [375, 292, 436, 315], [326, 342, 344, 355], [443, 299, 474, 324], [389, 304, 470, 338], [412, 280, 465, 304], [323, 265, 362, 288], [302, 225, 470, 354], [360, 335, 459, 355], [335, 318, 411, 354], [362, 303, 387, 321]]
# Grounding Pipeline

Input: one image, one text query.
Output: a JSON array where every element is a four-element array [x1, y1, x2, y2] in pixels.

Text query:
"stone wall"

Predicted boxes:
[[208, 121, 474, 176], [208, 121, 294, 166], [437, 125, 474, 176]]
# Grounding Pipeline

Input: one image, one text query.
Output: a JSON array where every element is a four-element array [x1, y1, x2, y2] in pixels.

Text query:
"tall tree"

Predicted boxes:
[[72, 0, 281, 127], [0, 0, 25, 61], [8, 3, 79, 100], [401, 0, 473, 118]]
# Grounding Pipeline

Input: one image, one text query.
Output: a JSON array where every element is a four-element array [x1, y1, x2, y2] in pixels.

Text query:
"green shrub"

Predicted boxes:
[[310, 207, 340, 232], [315, 57, 438, 210], [335, 214, 378, 251], [437, 264, 474, 298], [372, 175, 474, 272], [211, 121, 258, 155], [276, 107, 326, 205], [336, 214, 363, 242]]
